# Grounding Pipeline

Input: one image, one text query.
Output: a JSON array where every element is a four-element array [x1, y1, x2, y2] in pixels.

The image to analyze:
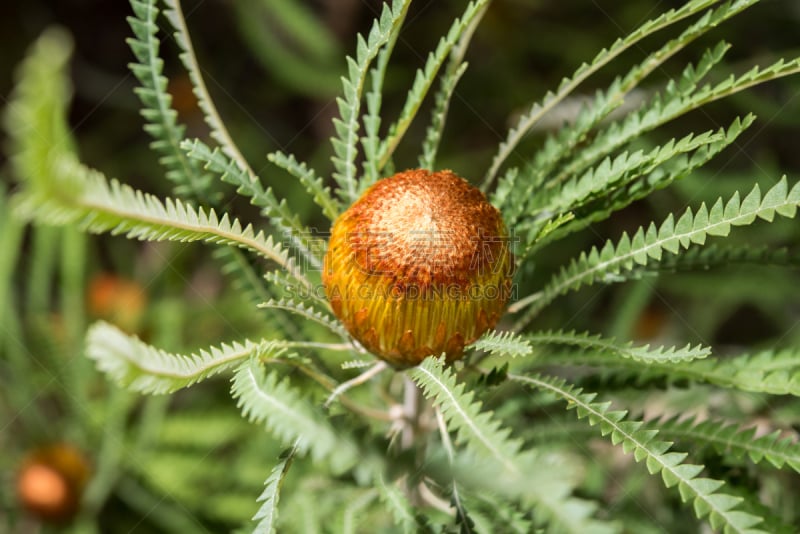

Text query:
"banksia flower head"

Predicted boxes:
[[323, 169, 514, 368]]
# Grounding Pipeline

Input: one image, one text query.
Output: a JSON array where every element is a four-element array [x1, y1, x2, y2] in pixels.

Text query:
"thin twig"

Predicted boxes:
[[324, 361, 388, 408], [400, 375, 421, 450]]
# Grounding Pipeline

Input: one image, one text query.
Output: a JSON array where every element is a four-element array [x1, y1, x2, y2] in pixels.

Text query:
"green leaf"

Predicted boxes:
[[631, 244, 800, 275], [526, 114, 755, 250], [528, 0, 760, 195], [511, 178, 800, 323], [162, 0, 254, 176], [418, 62, 469, 171], [183, 139, 320, 267], [257, 298, 348, 339], [483, 0, 726, 189], [126, 0, 210, 198], [5, 28, 75, 189], [523, 40, 731, 203], [512, 374, 767, 534], [377, 479, 417, 534], [526, 330, 710, 363], [86, 321, 283, 394], [530, 128, 725, 228], [359, 1, 412, 187], [252, 447, 296, 534], [376, 0, 490, 172], [6, 26, 309, 289], [231, 359, 359, 471], [231, 0, 341, 98], [412, 358, 615, 534], [546, 347, 800, 398], [411, 358, 523, 473], [184, 139, 304, 234], [330, 0, 409, 204], [461, 493, 533, 534], [558, 54, 800, 187], [658, 416, 800, 473], [214, 248, 302, 339], [469, 330, 533, 359], [13, 157, 307, 287], [268, 151, 340, 221]]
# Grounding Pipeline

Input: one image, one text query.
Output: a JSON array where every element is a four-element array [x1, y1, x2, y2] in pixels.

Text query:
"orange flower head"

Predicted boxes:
[[323, 169, 514, 368]]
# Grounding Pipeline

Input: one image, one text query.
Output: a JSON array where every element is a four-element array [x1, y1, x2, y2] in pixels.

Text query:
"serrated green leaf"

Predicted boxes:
[[162, 0, 254, 177], [86, 321, 284, 394], [470, 330, 533, 358], [525, 329, 710, 363], [125, 0, 211, 199], [484, 0, 728, 190], [231, 359, 358, 471], [252, 447, 296, 534], [330, 0, 409, 203], [512, 373, 767, 534], [657, 416, 800, 474], [512, 178, 800, 325]]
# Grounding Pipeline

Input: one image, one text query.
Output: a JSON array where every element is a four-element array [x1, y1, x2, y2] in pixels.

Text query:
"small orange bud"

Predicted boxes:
[[323, 169, 514, 368], [16, 444, 91, 524], [88, 274, 147, 333]]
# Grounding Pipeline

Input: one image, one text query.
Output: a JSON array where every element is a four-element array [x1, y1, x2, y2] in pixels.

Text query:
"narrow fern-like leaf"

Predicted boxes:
[[463, 493, 533, 534], [126, 0, 210, 198], [658, 416, 800, 474], [530, 114, 754, 252], [5, 28, 75, 191], [527, 0, 756, 195], [557, 55, 800, 186], [231, 359, 359, 471], [469, 330, 533, 359], [542, 348, 800, 398], [511, 178, 800, 322], [360, 1, 411, 187], [482, 0, 724, 189], [377, 0, 490, 171], [86, 321, 285, 394], [215, 248, 301, 338], [412, 358, 614, 534], [6, 31, 309, 289], [162, 0, 253, 176], [13, 157, 308, 288], [263, 270, 329, 309], [511, 373, 767, 534], [422, 0, 488, 170], [499, 36, 733, 222], [642, 244, 798, 274], [337, 490, 378, 534], [268, 151, 340, 221], [215, 247, 275, 307], [527, 330, 710, 363], [330, 0, 408, 204], [377, 480, 417, 534], [252, 446, 296, 534], [522, 127, 728, 238], [418, 62, 469, 171], [183, 139, 320, 267], [257, 298, 348, 339], [184, 139, 306, 235], [231, 0, 341, 100], [411, 358, 523, 473]]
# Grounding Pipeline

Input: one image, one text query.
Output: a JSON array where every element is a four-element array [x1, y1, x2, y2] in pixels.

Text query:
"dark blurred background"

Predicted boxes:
[[4, 0, 800, 217]]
